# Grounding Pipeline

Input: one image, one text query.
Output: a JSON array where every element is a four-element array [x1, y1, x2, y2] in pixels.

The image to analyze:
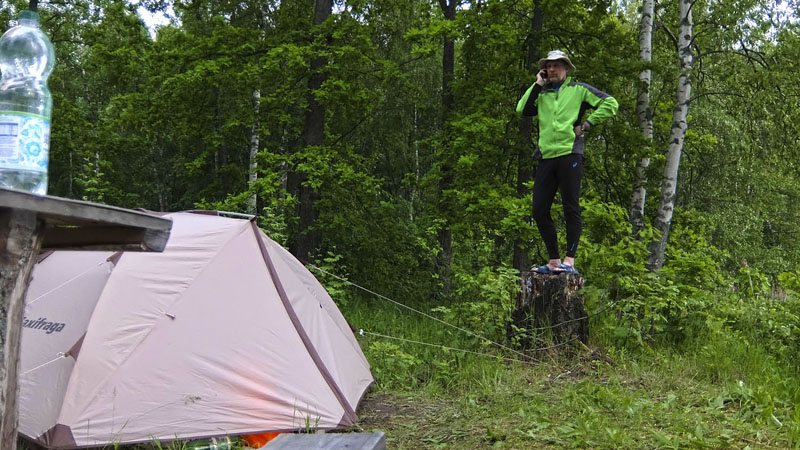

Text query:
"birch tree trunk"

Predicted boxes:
[[436, 0, 457, 299], [248, 1, 274, 216], [248, 89, 260, 215], [513, 0, 543, 273], [647, 0, 694, 270], [630, 0, 654, 237]]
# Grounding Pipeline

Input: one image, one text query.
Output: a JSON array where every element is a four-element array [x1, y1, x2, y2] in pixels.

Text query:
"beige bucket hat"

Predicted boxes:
[[538, 50, 576, 71]]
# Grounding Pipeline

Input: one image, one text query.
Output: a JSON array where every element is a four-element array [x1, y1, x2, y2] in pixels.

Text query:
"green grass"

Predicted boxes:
[[18, 292, 800, 450], [344, 293, 800, 449], [354, 350, 800, 449]]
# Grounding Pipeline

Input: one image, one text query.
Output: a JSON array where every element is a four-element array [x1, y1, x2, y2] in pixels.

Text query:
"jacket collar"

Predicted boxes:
[[544, 76, 571, 92]]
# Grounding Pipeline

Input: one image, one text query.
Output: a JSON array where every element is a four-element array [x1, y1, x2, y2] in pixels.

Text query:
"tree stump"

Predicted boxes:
[[509, 271, 588, 350]]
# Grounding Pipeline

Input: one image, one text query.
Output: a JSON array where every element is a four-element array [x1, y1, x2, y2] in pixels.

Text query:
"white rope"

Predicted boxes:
[[28, 260, 109, 306], [21, 353, 67, 376], [308, 264, 603, 362], [308, 264, 537, 362], [360, 330, 581, 364], [360, 330, 541, 365], [509, 296, 622, 338]]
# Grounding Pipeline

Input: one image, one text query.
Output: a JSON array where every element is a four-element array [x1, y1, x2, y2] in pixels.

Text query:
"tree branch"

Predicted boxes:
[[655, 22, 678, 50], [687, 0, 700, 16], [688, 91, 746, 104], [695, 48, 766, 64]]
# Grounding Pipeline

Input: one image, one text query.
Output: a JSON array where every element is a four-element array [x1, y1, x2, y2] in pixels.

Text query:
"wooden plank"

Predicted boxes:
[[264, 433, 386, 450], [0, 189, 171, 252], [0, 189, 170, 232], [0, 209, 45, 450], [41, 225, 170, 251]]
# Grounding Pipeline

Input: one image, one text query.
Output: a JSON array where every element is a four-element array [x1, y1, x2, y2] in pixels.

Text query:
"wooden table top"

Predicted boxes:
[[0, 188, 172, 251]]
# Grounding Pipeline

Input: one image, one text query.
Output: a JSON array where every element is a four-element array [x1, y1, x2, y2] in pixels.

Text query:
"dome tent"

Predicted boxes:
[[19, 211, 373, 448]]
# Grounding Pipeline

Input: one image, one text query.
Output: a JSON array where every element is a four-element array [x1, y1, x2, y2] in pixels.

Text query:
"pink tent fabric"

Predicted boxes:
[[19, 212, 373, 449]]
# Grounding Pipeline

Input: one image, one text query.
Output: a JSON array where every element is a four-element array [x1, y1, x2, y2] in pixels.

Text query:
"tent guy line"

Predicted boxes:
[[360, 330, 582, 365], [308, 264, 627, 356], [20, 353, 66, 376], [508, 296, 624, 340], [306, 264, 538, 362], [361, 330, 543, 364], [27, 260, 107, 305]]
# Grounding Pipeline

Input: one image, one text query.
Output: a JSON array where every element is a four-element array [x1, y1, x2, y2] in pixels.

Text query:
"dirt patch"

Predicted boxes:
[[356, 392, 427, 430], [356, 392, 481, 448]]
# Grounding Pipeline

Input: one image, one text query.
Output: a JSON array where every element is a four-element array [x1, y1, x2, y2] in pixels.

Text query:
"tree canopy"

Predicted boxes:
[[3, 0, 800, 305]]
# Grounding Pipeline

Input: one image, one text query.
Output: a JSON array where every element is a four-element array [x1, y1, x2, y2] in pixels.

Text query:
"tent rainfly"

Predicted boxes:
[[18, 212, 373, 449]]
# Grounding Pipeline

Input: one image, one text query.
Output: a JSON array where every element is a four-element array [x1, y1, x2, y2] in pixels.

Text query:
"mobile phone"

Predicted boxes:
[[539, 69, 548, 82]]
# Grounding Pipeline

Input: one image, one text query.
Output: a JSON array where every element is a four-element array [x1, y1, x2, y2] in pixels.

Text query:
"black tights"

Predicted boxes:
[[532, 154, 583, 260]]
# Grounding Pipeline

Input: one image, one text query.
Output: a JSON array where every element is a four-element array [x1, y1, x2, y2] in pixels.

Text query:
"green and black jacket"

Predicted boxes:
[[516, 77, 618, 159]]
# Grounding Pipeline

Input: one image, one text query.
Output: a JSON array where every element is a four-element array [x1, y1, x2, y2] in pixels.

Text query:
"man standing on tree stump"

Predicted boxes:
[[516, 50, 618, 275]]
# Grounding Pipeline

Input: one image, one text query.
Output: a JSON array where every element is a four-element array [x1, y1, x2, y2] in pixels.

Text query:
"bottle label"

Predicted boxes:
[[0, 112, 50, 173]]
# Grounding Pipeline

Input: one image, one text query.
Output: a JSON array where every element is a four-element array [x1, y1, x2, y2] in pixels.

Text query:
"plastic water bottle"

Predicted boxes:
[[0, 10, 55, 195], [186, 436, 236, 450]]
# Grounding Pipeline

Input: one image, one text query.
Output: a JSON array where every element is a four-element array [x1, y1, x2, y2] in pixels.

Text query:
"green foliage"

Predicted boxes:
[[20, 0, 800, 448], [345, 288, 800, 449], [706, 294, 800, 367], [35, 0, 800, 323], [779, 266, 800, 296], [367, 341, 423, 390], [734, 266, 772, 298], [309, 249, 352, 306], [577, 199, 706, 347], [449, 264, 519, 343]]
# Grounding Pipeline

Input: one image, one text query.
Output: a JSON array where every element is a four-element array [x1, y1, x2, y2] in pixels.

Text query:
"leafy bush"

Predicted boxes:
[[578, 200, 719, 347], [778, 265, 800, 296], [443, 264, 520, 344], [309, 249, 353, 306], [366, 341, 423, 389], [705, 293, 800, 367], [734, 266, 771, 298]]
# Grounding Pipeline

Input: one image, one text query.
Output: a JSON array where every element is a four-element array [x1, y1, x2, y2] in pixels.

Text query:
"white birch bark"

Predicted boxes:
[[630, 0, 654, 237], [647, 0, 694, 270], [248, 1, 274, 216], [247, 89, 260, 215]]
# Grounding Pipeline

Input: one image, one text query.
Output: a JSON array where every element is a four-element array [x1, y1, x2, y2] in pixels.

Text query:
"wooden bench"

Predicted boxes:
[[264, 432, 386, 450]]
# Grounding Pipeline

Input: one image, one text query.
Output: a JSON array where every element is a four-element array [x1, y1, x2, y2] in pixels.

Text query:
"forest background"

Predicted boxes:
[[6, 0, 800, 447]]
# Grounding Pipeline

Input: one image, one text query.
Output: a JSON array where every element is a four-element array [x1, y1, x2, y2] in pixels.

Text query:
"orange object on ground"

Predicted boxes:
[[241, 432, 283, 447]]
